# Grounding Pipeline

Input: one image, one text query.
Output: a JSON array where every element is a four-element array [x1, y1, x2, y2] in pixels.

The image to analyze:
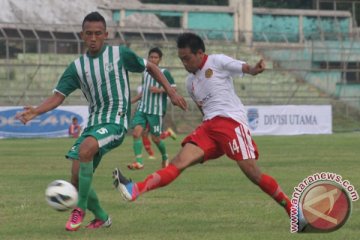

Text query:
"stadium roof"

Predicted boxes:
[[0, 0, 179, 42], [0, 0, 117, 25]]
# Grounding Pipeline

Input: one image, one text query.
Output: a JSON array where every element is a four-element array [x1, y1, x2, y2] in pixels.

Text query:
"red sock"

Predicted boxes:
[[258, 174, 291, 216], [136, 164, 180, 195], [142, 135, 154, 156], [160, 131, 170, 139]]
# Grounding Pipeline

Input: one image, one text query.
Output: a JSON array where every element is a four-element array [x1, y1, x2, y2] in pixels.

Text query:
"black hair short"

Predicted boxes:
[[148, 47, 163, 58], [176, 33, 205, 54], [82, 11, 106, 29]]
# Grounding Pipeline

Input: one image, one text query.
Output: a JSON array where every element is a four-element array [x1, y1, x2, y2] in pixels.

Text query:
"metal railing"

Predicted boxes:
[[1, 27, 359, 132]]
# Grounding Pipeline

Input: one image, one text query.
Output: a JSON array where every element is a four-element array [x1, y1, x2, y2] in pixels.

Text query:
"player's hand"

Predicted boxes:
[[254, 59, 265, 74], [15, 106, 38, 124], [169, 92, 187, 111], [150, 86, 162, 93]]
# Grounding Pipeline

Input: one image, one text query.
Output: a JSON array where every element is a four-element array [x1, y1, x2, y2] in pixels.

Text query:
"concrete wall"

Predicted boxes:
[[107, 2, 352, 44], [253, 8, 351, 43]]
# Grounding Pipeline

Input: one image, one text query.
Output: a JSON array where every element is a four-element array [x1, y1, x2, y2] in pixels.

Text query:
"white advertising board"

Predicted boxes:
[[246, 105, 332, 135]]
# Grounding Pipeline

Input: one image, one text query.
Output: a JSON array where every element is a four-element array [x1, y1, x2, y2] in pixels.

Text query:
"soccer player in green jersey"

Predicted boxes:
[[15, 12, 186, 231], [131, 84, 177, 160], [128, 47, 177, 170]]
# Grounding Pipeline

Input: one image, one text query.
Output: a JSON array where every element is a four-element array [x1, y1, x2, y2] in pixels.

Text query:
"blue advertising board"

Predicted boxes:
[[0, 107, 87, 138]]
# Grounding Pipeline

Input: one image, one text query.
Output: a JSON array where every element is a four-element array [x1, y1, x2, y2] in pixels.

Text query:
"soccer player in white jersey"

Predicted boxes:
[[15, 12, 186, 232], [128, 47, 177, 170], [113, 32, 292, 221]]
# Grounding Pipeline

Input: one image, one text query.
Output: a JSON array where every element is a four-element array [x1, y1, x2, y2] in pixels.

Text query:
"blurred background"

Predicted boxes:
[[1, 0, 360, 133]]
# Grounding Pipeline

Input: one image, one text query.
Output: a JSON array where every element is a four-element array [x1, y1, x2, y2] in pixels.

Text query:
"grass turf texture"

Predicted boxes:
[[0, 133, 359, 240]]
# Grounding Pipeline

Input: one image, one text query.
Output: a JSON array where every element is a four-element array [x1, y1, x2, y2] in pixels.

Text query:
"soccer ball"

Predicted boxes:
[[45, 180, 78, 211]]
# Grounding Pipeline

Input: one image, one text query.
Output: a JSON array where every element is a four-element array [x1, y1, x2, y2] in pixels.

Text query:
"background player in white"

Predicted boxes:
[[15, 12, 186, 231], [113, 32, 292, 220]]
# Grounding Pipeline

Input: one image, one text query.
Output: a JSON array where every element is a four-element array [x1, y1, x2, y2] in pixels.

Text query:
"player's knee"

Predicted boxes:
[[151, 136, 161, 144], [132, 132, 140, 138], [78, 139, 98, 162], [78, 149, 91, 162], [171, 150, 202, 170], [133, 125, 143, 138]]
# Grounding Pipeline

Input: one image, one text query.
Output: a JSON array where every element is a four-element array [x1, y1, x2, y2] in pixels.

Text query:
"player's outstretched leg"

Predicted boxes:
[[113, 168, 138, 201], [238, 159, 291, 217], [258, 174, 292, 216], [113, 164, 180, 201]]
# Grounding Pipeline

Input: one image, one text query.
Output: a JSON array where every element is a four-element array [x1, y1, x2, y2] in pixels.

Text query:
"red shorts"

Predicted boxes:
[[181, 116, 259, 162]]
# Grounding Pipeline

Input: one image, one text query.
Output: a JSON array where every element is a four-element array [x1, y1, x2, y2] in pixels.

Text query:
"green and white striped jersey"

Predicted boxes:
[[55, 45, 146, 130], [137, 68, 175, 116]]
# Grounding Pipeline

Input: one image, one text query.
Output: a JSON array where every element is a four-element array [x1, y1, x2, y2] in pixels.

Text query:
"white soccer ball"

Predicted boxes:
[[45, 180, 78, 211]]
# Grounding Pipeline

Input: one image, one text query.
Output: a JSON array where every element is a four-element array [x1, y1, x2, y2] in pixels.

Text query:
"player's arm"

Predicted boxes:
[[220, 55, 264, 77], [242, 59, 265, 76], [15, 92, 65, 124], [131, 93, 142, 104], [150, 86, 177, 94], [121, 46, 186, 110], [150, 69, 177, 94], [150, 86, 164, 93], [150, 70, 177, 94], [16, 62, 79, 124], [146, 61, 186, 110], [132, 79, 144, 103]]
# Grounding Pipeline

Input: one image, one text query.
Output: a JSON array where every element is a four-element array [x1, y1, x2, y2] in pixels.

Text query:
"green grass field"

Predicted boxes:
[[1, 133, 359, 240]]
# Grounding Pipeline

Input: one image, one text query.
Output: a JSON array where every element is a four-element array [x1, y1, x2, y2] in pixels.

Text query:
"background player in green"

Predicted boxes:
[[128, 47, 177, 170], [131, 84, 177, 160], [15, 12, 186, 231]]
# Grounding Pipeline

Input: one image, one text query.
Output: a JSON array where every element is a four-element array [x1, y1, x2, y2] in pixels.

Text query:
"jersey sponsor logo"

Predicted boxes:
[[197, 93, 212, 107], [0, 108, 83, 138], [205, 68, 213, 78]]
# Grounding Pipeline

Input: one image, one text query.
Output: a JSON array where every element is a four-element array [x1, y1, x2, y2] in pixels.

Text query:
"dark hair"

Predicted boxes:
[[82, 12, 106, 29], [176, 33, 205, 54], [148, 47, 163, 58]]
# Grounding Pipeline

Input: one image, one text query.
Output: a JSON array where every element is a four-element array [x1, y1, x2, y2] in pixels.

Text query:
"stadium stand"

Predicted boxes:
[[1, 0, 359, 132], [0, 39, 335, 131]]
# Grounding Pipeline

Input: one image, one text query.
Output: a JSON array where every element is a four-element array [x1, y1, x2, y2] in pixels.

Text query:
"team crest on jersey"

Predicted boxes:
[[105, 63, 114, 72], [205, 68, 213, 78]]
